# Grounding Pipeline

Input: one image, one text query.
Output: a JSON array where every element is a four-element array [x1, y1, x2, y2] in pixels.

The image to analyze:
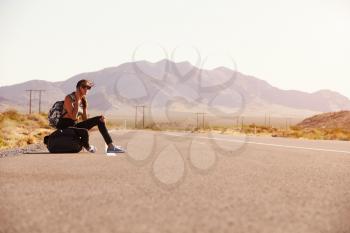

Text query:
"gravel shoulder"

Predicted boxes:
[[0, 143, 48, 157]]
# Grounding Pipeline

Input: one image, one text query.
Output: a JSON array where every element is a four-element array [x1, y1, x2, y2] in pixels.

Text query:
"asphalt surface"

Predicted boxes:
[[1, 130, 350, 233]]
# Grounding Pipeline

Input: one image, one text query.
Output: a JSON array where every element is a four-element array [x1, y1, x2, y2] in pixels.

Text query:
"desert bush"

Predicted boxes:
[[0, 109, 24, 123], [0, 110, 52, 149], [27, 113, 50, 128], [0, 137, 7, 147], [289, 125, 301, 131]]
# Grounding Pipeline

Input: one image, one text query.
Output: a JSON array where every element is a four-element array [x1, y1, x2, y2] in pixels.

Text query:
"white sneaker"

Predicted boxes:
[[87, 145, 97, 153]]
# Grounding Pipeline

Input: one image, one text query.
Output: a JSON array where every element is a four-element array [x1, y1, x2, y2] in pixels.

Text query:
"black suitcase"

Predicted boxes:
[[44, 128, 83, 153]]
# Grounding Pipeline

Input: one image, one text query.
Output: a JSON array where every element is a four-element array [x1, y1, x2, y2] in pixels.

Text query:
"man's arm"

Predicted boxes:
[[82, 108, 88, 121], [63, 96, 79, 120], [81, 96, 88, 121]]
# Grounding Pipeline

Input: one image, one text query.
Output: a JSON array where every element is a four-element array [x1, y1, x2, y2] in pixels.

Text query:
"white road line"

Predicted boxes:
[[163, 132, 350, 155]]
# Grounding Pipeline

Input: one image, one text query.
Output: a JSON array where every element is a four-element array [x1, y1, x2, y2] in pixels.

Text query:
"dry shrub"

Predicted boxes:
[[144, 122, 161, 131], [15, 136, 29, 147], [0, 110, 52, 149], [0, 109, 24, 122], [288, 130, 304, 138], [27, 113, 50, 128], [323, 128, 350, 141], [26, 135, 36, 144], [0, 137, 7, 147]]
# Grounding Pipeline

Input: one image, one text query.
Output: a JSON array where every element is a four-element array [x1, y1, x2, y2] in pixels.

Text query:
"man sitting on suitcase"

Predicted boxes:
[[56, 79, 125, 154]]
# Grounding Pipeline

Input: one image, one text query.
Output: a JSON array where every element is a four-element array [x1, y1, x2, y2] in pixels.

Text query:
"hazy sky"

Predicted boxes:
[[1, 0, 349, 97]]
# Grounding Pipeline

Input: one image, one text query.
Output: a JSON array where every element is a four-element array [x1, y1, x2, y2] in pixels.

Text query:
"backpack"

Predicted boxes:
[[48, 101, 65, 128], [48, 93, 75, 128], [44, 128, 83, 153]]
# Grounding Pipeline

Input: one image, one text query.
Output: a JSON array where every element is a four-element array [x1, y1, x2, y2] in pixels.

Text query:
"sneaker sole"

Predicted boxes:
[[106, 152, 125, 156]]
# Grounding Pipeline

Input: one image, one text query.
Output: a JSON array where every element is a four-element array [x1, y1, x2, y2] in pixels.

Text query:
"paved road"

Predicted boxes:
[[1, 130, 350, 233]]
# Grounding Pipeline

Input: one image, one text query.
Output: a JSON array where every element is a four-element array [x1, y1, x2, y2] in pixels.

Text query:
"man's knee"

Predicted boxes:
[[98, 115, 106, 124]]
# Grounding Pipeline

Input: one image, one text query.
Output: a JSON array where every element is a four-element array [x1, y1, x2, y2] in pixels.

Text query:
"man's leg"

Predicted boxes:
[[57, 118, 75, 129], [75, 116, 113, 145]]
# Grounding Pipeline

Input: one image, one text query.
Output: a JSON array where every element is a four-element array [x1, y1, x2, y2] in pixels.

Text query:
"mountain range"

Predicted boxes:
[[0, 59, 349, 119]]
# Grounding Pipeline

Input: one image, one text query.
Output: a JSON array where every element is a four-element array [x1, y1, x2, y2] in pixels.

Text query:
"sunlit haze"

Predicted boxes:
[[1, 0, 349, 97]]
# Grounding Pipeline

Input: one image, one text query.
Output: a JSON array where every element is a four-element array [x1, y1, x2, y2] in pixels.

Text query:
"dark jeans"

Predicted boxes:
[[57, 116, 113, 149]]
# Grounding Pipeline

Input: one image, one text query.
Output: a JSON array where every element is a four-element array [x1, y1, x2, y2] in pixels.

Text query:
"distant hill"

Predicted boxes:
[[297, 111, 350, 130], [0, 59, 349, 118], [0, 96, 23, 111]]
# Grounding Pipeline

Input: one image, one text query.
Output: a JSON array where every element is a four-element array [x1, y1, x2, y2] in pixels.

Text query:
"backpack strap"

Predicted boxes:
[[68, 92, 75, 102]]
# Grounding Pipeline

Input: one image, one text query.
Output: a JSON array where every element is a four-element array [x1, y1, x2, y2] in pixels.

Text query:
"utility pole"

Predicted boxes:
[[285, 118, 288, 130], [202, 112, 206, 129], [142, 105, 145, 129], [135, 105, 146, 129], [289, 118, 292, 129], [135, 106, 138, 128], [26, 90, 33, 114], [197, 113, 199, 129], [286, 118, 291, 130], [25, 89, 45, 114], [38, 90, 44, 113], [195, 112, 206, 130]]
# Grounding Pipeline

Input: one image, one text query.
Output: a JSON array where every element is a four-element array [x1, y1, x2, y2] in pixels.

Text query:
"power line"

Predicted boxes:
[[25, 90, 45, 114]]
